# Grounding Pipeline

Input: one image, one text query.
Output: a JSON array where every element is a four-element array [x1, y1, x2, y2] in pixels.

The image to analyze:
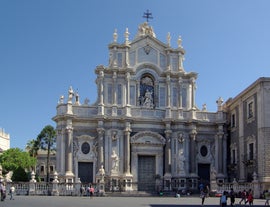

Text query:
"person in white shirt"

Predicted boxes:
[[9, 185, 15, 200]]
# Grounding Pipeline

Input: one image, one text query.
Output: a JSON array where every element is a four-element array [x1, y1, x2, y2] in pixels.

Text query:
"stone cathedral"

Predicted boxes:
[[53, 22, 228, 192]]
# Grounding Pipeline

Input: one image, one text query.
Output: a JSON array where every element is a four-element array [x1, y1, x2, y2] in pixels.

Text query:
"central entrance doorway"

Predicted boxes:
[[198, 163, 210, 187], [138, 155, 156, 191], [78, 162, 93, 183]]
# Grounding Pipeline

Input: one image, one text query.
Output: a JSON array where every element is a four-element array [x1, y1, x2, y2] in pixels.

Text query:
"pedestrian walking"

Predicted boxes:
[[200, 189, 206, 206], [246, 190, 253, 206], [239, 189, 247, 205], [229, 188, 235, 206], [9, 185, 15, 200], [86, 186, 90, 197], [265, 190, 270, 206], [220, 191, 227, 207], [0, 182, 6, 201], [89, 185, 94, 198]]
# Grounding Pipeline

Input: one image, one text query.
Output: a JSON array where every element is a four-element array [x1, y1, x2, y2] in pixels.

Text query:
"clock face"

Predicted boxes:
[[81, 142, 90, 154]]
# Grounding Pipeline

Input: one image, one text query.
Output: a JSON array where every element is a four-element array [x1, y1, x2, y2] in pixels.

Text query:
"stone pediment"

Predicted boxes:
[[131, 131, 166, 145], [77, 135, 95, 141]]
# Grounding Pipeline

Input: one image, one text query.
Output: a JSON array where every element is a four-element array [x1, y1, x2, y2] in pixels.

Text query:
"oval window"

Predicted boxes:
[[200, 145, 208, 157], [81, 142, 90, 154]]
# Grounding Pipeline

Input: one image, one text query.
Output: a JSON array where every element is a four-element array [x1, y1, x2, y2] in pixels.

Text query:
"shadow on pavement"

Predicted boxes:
[[150, 205, 264, 207]]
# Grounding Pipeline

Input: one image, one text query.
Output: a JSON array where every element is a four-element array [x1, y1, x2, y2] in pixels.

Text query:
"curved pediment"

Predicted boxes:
[[131, 131, 166, 145], [136, 63, 163, 77], [77, 135, 95, 141]]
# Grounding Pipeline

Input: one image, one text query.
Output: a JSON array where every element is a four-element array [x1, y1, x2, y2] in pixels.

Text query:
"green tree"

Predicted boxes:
[[37, 125, 56, 182], [0, 148, 36, 181], [12, 166, 29, 181]]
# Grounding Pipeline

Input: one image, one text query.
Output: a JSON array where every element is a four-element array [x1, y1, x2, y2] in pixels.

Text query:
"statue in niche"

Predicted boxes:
[[178, 149, 185, 173], [111, 150, 119, 172], [140, 76, 154, 107], [112, 131, 118, 142], [143, 89, 153, 108]]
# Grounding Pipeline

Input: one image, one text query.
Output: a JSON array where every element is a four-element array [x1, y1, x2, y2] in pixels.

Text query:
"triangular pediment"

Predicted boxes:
[[130, 35, 168, 55]]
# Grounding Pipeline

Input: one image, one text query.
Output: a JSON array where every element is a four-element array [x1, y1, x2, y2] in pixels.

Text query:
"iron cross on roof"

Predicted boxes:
[[143, 9, 153, 22]]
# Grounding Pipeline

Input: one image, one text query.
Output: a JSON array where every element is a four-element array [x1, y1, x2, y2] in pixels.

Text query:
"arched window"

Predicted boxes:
[[139, 74, 154, 108]]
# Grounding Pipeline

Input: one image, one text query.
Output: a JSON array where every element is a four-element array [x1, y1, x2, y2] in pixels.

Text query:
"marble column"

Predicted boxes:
[[136, 80, 140, 106], [124, 122, 131, 175], [97, 128, 105, 168], [125, 72, 131, 116], [217, 132, 224, 174], [166, 74, 171, 107], [113, 71, 117, 105], [178, 77, 183, 119], [65, 126, 74, 177], [166, 74, 171, 118], [56, 128, 65, 176], [189, 129, 197, 176], [191, 78, 196, 109], [98, 70, 104, 115], [165, 129, 172, 175], [178, 77, 183, 108], [126, 72, 130, 105]]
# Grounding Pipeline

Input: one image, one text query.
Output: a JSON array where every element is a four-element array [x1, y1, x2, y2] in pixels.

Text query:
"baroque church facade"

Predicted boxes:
[[53, 22, 228, 192]]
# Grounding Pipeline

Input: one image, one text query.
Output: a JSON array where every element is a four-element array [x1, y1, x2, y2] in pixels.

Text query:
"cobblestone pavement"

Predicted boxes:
[[0, 195, 267, 207]]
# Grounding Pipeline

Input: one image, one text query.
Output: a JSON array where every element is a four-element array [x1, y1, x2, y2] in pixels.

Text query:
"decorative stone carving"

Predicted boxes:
[[167, 32, 171, 46], [58, 95, 64, 104], [68, 86, 74, 103], [99, 165, 105, 181], [111, 131, 118, 142], [131, 131, 166, 145], [136, 22, 156, 38], [143, 89, 153, 108], [178, 149, 186, 174], [111, 150, 119, 173], [211, 166, 217, 181], [113, 29, 118, 43]]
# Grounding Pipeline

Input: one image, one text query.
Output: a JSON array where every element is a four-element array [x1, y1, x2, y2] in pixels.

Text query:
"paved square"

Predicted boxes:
[[0, 195, 267, 207]]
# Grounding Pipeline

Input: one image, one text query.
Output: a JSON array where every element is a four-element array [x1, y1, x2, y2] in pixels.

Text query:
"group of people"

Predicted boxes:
[[80, 185, 95, 197], [199, 186, 255, 207], [238, 189, 254, 206], [219, 188, 254, 206], [0, 182, 15, 201]]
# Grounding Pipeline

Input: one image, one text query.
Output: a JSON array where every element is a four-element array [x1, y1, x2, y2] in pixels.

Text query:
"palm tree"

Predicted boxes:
[[26, 139, 39, 158], [37, 125, 56, 182]]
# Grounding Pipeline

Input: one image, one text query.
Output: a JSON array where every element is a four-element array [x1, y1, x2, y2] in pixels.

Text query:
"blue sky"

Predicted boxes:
[[1, 0, 270, 150]]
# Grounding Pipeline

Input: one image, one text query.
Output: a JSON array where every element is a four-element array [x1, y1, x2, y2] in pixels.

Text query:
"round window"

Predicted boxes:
[[200, 145, 208, 157], [81, 142, 90, 154]]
